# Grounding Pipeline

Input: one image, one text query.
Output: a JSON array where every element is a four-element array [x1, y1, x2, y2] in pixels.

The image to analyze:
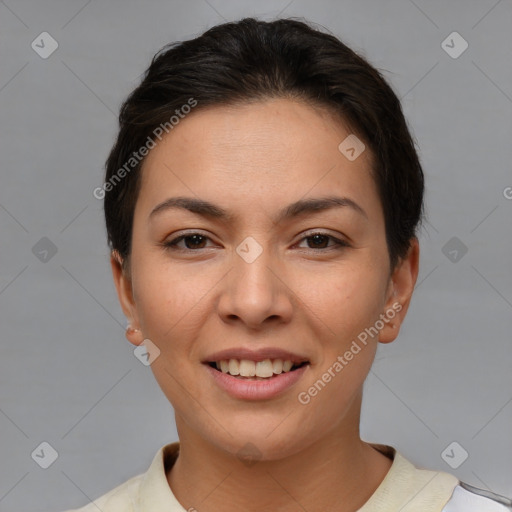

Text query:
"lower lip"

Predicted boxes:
[[205, 364, 309, 400]]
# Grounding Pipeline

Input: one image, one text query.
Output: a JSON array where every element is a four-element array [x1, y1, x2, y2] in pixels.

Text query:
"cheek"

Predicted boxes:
[[132, 260, 209, 352], [296, 264, 386, 417], [296, 271, 383, 421], [131, 263, 208, 411], [302, 261, 388, 339], [297, 345, 376, 436]]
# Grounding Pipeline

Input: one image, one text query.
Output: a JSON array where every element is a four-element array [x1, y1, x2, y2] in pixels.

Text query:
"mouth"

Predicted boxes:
[[206, 359, 310, 380]]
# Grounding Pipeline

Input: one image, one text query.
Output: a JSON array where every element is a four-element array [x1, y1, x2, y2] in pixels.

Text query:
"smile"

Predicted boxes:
[[208, 358, 309, 379], [204, 360, 310, 400]]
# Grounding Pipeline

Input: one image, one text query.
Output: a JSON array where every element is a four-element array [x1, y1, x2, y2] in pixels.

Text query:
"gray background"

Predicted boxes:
[[1, 1, 511, 510]]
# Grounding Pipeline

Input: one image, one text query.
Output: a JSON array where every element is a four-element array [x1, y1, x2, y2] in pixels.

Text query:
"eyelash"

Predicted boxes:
[[162, 231, 350, 253]]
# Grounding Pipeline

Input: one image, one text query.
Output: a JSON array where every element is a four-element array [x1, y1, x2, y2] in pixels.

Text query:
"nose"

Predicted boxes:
[[217, 244, 294, 330]]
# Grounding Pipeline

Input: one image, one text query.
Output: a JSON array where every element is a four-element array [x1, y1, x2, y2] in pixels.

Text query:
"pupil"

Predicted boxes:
[[186, 235, 205, 249], [310, 234, 327, 248]]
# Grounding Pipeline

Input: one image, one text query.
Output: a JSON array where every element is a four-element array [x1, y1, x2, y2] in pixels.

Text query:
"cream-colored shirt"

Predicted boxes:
[[61, 442, 511, 511]]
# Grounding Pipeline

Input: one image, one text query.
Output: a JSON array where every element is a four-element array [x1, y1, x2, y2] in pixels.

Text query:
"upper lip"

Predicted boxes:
[[203, 347, 310, 364]]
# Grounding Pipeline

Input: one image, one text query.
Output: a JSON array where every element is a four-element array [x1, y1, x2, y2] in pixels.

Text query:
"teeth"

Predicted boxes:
[[272, 359, 283, 374], [213, 358, 302, 378], [239, 359, 256, 377], [228, 359, 240, 375], [255, 359, 273, 378]]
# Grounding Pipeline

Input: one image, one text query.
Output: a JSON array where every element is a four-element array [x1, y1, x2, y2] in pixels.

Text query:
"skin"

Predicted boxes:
[[111, 98, 419, 512]]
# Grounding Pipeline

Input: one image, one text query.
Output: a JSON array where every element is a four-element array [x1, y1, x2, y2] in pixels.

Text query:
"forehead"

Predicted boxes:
[[135, 98, 380, 223]]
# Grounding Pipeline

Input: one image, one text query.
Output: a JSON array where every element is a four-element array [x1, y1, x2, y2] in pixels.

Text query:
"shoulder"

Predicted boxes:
[[59, 442, 180, 512], [60, 473, 144, 512], [441, 481, 512, 511], [368, 444, 512, 512]]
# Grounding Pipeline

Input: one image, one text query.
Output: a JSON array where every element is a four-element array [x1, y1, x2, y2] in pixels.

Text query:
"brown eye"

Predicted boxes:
[[297, 232, 349, 251], [162, 231, 349, 253], [306, 234, 330, 249], [164, 233, 213, 251]]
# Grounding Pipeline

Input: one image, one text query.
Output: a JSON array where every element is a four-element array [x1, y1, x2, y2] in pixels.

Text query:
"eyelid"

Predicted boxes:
[[298, 229, 349, 243], [162, 229, 217, 249], [295, 231, 350, 249], [162, 229, 350, 252]]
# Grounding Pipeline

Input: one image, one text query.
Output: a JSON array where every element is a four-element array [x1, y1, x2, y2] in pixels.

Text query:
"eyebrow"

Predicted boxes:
[[149, 195, 368, 224]]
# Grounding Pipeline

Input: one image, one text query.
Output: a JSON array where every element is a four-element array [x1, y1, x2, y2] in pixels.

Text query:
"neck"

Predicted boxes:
[[167, 399, 392, 512]]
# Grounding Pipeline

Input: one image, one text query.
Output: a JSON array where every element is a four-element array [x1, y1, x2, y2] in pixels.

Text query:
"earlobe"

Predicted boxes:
[[110, 250, 143, 346], [379, 238, 420, 344], [125, 324, 143, 346], [378, 314, 399, 344]]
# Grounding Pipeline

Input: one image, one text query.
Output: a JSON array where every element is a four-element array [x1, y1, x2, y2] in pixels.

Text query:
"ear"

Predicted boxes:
[[379, 238, 420, 344], [110, 250, 143, 347]]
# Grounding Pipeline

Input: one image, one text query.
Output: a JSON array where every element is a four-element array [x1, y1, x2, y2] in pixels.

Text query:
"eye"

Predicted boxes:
[[163, 232, 214, 251], [161, 231, 350, 253], [296, 232, 350, 251]]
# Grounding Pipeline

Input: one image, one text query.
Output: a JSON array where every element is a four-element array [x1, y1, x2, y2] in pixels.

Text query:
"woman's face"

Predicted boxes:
[[112, 98, 418, 460]]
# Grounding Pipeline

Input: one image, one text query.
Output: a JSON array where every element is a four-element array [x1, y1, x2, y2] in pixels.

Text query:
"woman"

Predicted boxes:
[[67, 17, 511, 512]]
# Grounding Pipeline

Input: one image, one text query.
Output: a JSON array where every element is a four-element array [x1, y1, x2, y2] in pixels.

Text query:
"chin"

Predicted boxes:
[[202, 417, 317, 463], [219, 435, 304, 463]]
